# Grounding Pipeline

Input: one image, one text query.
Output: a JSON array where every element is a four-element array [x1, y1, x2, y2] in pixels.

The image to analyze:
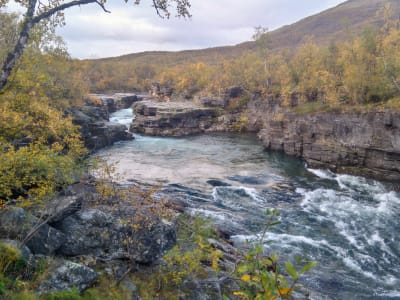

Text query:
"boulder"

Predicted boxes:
[[55, 209, 117, 257], [33, 195, 83, 224], [55, 208, 176, 263], [126, 218, 176, 263], [0, 207, 65, 255], [37, 260, 98, 294]]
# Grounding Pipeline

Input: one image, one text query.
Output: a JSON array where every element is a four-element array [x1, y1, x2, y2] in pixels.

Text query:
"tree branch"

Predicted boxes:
[[152, 0, 164, 18], [95, 0, 111, 13], [32, 0, 98, 24]]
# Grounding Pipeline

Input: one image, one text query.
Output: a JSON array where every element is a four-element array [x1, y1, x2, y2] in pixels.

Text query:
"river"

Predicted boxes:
[[97, 108, 400, 299]]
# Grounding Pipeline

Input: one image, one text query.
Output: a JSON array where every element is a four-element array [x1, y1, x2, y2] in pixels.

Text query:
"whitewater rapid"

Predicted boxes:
[[97, 108, 400, 299]]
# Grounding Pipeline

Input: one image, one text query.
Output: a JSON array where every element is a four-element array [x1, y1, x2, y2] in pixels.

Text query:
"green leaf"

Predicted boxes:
[[300, 261, 317, 274], [285, 261, 298, 280], [237, 264, 250, 274]]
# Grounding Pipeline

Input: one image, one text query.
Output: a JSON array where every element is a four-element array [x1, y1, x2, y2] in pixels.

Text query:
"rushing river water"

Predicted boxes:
[[101, 108, 400, 299]]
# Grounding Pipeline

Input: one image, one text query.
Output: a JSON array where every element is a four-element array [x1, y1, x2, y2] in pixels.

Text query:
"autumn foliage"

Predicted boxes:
[[84, 4, 400, 112], [0, 12, 87, 208]]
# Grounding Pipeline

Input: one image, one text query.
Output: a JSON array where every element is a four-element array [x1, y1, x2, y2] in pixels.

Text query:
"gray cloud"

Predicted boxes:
[[55, 0, 346, 58]]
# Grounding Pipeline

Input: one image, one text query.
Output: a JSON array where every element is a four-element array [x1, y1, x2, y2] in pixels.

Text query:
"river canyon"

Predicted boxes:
[[93, 108, 400, 299]]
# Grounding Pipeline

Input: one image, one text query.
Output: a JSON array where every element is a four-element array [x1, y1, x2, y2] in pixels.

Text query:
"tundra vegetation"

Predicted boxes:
[[85, 4, 400, 111]]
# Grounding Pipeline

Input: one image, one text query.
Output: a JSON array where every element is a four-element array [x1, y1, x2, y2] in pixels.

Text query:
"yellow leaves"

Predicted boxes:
[[233, 290, 249, 298], [240, 274, 251, 282], [278, 287, 292, 295]]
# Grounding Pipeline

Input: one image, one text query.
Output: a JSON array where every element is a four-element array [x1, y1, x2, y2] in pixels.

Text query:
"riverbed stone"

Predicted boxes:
[[37, 260, 98, 294]]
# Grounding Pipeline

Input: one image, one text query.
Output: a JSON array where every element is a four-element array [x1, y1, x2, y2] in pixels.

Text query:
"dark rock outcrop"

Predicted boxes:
[[130, 101, 220, 136], [199, 97, 228, 108], [71, 105, 133, 151], [257, 111, 400, 181], [55, 209, 119, 258], [55, 208, 176, 263], [37, 260, 98, 294], [150, 82, 174, 101], [94, 93, 140, 113], [0, 207, 66, 255]]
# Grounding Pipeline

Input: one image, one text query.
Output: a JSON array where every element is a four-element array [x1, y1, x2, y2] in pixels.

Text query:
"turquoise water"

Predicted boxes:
[[98, 109, 400, 299]]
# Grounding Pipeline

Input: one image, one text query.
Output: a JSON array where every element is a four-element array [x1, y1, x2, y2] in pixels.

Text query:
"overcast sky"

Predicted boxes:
[[11, 0, 348, 59]]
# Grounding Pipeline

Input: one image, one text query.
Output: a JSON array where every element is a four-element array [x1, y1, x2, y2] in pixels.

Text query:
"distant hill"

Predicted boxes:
[[85, 0, 400, 67]]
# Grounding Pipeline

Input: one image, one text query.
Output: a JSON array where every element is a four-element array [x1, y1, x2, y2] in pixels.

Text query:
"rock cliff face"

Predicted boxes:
[[257, 111, 400, 181], [70, 105, 133, 151], [94, 93, 141, 113], [130, 101, 220, 136]]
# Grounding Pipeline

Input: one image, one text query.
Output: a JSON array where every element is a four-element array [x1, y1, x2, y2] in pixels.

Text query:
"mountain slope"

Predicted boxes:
[[87, 0, 400, 66]]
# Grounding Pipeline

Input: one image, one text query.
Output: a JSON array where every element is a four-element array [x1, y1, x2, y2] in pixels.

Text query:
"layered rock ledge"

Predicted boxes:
[[130, 101, 221, 136], [92, 93, 141, 113], [257, 111, 400, 182]]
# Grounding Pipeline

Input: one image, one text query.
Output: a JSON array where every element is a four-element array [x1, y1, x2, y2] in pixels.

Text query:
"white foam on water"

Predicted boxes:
[[375, 191, 400, 214], [335, 173, 385, 194], [188, 208, 228, 221], [341, 256, 377, 280], [212, 186, 265, 208], [335, 220, 362, 249], [376, 290, 400, 298], [110, 108, 134, 127], [231, 234, 258, 244], [241, 186, 265, 202], [307, 168, 336, 180]]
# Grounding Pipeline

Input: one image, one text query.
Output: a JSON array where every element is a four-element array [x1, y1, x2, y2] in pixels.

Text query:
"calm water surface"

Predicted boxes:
[[98, 109, 400, 299]]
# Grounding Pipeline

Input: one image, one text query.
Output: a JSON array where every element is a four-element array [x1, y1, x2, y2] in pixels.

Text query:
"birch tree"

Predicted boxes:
[[0, 0, 191, 92]]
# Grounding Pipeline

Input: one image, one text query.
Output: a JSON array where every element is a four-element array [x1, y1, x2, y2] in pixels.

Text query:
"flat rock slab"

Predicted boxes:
[[130, 101, 220, 136]]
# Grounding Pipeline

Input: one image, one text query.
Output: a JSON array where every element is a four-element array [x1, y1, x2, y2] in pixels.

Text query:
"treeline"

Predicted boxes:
[[84, 5, 400, 110]]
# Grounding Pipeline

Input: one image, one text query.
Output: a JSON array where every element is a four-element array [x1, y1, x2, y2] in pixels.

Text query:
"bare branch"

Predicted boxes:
[[152, 0, 164, 18], [32, 0, 97, 24], [95, 0, 111, 13]]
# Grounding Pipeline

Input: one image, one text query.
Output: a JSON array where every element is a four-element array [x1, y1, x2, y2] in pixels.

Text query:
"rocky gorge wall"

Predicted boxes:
[[244, 97, 400, 182], [102, 87, 400, 182]]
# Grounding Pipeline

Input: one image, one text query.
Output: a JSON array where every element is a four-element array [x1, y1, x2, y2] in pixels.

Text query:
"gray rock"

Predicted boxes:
[[37, 260, 98, 294], [55, 208, 176, 263], [0, 239, 32, 263], [199, 97, 227, 108], [130, 101, 220, 137], [126, 218, 176, 263], [55, 209, 116, 257], [91, 93, 140, 113], [257, 111, 400, 181], [70, 105, 133, 152], [121, 280, 140, 300], [0, 207, 65, 255]]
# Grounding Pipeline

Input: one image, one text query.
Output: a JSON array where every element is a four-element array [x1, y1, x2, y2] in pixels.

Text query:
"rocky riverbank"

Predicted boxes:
[[0, 180, 177, 296], [69, 95, 138, 151], [126, 90, 400, 182]]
